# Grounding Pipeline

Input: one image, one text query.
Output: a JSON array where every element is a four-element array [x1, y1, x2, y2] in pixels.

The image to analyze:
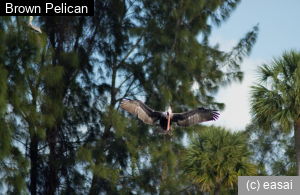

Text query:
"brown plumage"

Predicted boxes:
[[120, 98, 219, 134]]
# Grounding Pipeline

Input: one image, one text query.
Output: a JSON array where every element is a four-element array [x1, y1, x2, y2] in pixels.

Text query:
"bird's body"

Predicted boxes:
[[29, 16, 42, 34], [120, 98, 219, 134]]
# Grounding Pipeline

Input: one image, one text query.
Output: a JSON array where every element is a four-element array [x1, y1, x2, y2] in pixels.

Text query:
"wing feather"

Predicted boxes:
[[172, 108, 219, 127], [120, 98, 162, 125]]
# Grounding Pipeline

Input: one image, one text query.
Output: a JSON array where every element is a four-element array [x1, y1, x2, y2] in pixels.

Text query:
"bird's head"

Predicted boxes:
[[29, 16, 33, 26]]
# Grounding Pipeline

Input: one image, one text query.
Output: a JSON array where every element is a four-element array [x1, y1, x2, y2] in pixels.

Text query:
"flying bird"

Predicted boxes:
[[120, 98, 219, 134], [29, 16, 42, 34]]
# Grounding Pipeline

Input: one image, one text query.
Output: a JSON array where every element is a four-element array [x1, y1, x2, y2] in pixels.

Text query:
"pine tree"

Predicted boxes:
[[0, 16, 29, 195], [0, 16, 51, 195], [1, 15, 99, 194], [38, 15, 104, 194]]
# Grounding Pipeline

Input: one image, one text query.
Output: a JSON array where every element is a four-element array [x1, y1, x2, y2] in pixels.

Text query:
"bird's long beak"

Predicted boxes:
[[167, 114, 171, 131]]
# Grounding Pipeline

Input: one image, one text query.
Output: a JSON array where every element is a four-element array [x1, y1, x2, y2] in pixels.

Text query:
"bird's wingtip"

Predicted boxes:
[[120, 98, 132, 108], [211, 110, 220, 121]]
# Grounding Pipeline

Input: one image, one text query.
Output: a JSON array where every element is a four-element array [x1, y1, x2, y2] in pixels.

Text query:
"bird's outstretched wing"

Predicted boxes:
[[172, 108, 219, 127], [30, 25, 42, 34], [120, 98, 163, 125]]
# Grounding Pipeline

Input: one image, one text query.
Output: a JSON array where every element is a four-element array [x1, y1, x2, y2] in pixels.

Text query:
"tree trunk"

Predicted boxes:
[[45, 126, 59, 195], [30, 134, 38, 195], [294, 120, 300, 176], [214, 183, 221, 195], [89, 175, 99, 195]]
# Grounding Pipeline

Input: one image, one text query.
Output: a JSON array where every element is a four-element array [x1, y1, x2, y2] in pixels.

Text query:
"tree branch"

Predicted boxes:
[[118, 29, 146, 69]]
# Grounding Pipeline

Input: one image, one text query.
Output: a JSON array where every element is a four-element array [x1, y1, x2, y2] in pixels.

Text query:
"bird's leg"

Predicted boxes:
[[167, 114, 171, 131]]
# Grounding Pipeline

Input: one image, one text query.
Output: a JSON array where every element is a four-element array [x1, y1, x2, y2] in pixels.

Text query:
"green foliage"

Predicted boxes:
[[250, 50, 300, 132], [77, 146, 93, 164], [0, 119, 12, 159], [0, 64, 7, 114], [1, 146, 29, 195], [180, 126, 256, 194], [250, 50, 300, 175], [245, 121, 296, 176], [42, 65, 64, 87], [141, 0, 258, 114]]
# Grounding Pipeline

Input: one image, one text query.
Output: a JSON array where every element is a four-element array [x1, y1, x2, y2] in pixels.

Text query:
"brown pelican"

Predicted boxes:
[[29, 16, 42, 34], [120, 98, 219, 134]]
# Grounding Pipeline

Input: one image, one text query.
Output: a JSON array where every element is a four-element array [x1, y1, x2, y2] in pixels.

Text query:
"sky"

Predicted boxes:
[[203, 0, 300, 131]]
